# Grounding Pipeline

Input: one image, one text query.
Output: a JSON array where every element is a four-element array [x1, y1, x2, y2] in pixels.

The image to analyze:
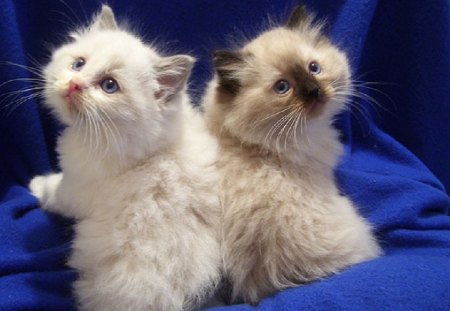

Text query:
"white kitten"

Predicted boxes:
[[30, 6, 221, 311], [202, 6, 381, 304]]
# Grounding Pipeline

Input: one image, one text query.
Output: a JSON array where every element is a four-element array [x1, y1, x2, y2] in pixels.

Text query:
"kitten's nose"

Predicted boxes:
[[299, 86, 321, 103], [68, 80, 81, 95], [308, 87, 320, 99]]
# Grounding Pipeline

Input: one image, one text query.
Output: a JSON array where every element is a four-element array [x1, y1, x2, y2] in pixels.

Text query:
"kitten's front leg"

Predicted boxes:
[[29, 173, 63, 213]]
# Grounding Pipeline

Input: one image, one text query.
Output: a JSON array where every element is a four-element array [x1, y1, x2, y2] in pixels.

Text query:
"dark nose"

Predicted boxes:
[[308, 87, 320, 100], [299, 84, 321, 102]]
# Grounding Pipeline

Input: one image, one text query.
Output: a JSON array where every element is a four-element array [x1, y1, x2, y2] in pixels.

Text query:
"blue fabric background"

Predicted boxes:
[[0, 0, 449, 310]]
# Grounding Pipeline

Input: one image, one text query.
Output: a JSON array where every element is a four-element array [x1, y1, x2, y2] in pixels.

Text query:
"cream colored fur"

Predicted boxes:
[[202, 7, 381, 304], [29, 6, 221, 311]]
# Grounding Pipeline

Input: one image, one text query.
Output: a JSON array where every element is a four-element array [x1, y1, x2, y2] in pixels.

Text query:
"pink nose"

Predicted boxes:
[[67, 80, 81, 95]]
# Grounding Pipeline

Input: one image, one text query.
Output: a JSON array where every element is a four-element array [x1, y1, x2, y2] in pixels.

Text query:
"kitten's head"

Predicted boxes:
[[44, 5, 193, 155], [207, 6, 351, 151]]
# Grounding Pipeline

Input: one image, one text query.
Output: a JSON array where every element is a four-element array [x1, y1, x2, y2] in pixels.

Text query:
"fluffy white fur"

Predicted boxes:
[[202, 6, 382, 304], [29, 6, 221, 311]]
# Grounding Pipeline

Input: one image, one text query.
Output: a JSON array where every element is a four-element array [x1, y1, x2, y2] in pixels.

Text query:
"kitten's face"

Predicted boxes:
[[210, 6, 351, 149], [44, 5, 193, 132], [45, 30, 160, 126]]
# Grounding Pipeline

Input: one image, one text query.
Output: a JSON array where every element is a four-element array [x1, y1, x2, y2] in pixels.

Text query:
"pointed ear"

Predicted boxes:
[[213, 50, 245, 95], [91, 5, 118, 31], [154, 55, 195, 103], [286, 5, 311, 29]]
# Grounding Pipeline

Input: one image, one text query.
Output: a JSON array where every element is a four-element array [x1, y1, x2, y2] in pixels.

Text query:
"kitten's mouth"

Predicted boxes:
[[64, 81, 83, 109], [304, 99, 327, 118], [64, 93, 81, 110]]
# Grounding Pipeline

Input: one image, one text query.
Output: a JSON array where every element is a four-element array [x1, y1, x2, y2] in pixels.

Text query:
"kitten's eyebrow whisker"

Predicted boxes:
[[56, 0, 83, 27], [73, 0, 89, 25], [51, 16, 78, 33]]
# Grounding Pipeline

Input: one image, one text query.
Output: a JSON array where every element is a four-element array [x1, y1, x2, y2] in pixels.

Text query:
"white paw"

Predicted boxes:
[[29, 175, 47, 202], [29, 173, 62, 210]]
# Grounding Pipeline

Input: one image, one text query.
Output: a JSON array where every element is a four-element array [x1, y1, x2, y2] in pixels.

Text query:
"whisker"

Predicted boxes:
[[58, 0, 83, 26], [253, 105, 293, 126], [26, 54, 44, 70], [0, 78, 44, 89], [290, 106, 303, 150], [81, 97, 102, 156], [0, 61, 43, 77], [98, 106, 123, 162], [264, 112, 291, 150], [74, 0, 89, 25], [278, 109, 297, 153], [332, 95, 373, 135], [292, 108, 304, 149], [1, 91, 46, 115]]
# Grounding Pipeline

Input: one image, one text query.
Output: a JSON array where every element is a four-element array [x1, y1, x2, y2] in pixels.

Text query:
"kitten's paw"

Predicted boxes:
[[29, 175, 47, 201], [29, 173, 63, 210]]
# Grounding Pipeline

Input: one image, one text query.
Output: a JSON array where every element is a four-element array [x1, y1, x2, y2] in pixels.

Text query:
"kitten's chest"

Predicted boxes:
[[217, 148, 336, 206], [61, 156, 213, 218]]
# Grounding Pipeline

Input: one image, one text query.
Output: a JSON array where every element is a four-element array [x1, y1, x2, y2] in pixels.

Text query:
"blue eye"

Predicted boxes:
[[100, 78, 119, 94], [72, 57, 85, 71], [308, 61, 321, 75], [273, 79, 291, 95]]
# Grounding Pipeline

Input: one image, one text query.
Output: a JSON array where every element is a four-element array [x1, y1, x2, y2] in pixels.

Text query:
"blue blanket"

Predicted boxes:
[[0, 0, 449, 310]]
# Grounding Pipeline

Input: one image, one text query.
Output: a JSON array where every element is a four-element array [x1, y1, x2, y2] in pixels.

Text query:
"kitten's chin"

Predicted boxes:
[[322, 98, 347, 119], [304, 100, 327, 119]]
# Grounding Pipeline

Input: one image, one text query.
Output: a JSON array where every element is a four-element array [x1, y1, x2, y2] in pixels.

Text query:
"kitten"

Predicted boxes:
[[202, 5, 382, 304], [29, 6, 221, 311]]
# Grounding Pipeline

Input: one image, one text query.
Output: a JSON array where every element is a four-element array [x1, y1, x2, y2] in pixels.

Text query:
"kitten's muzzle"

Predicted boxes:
[[68, 80, 82, 95], [306, 87, 320, 100], [297, 82, 328, 117], [298, 82, 322, 103], [65, 80, 82, 105]]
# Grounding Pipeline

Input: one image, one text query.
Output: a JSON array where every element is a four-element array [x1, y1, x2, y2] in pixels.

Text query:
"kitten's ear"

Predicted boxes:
[[155, 55, 195, 103], [213, 50, 244, 95], [286, 5, 311, 29], [91, 5, 118, 31]]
